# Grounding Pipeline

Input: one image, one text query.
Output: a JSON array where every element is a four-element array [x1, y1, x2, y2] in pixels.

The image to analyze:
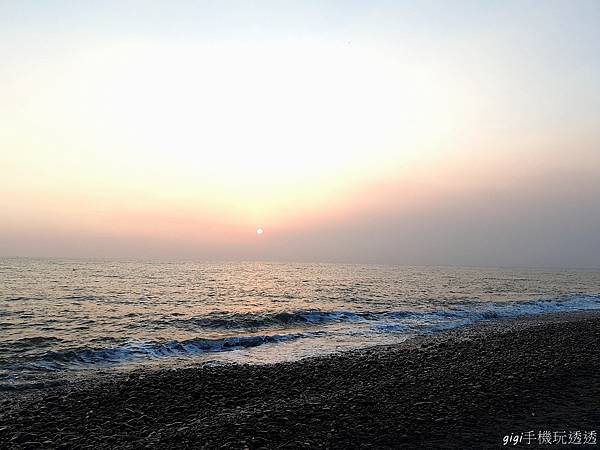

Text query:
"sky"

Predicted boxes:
[[1, 0, 599, 267]]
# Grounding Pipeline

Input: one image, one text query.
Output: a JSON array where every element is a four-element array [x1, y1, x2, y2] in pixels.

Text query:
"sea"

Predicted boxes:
[[1, 258, 599, 388]]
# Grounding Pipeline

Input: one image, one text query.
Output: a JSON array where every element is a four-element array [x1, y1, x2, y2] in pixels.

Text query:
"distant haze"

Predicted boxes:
[[1, 1, 599, 268]]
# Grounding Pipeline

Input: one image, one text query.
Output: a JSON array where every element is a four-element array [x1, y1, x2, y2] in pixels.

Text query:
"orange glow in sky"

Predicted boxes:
[[1, 2, 599, 266]]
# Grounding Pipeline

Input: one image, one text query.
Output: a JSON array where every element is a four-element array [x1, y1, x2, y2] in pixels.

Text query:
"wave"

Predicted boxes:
[[5, 332, 324, 371], [170, 310, 378, 330], [0, 336, 63, 349], [370, 294, 600, 333], [467, 294, 600, 320], [2, 294, 599, 372], [171, 294, 600, 331]]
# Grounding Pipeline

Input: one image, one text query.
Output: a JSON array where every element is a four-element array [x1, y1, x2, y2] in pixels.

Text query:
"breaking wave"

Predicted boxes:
[[3, 332, 325, 372], [169, 310, 378, 330], [2, 294, 599, 373], [171, 294, 600, 331]]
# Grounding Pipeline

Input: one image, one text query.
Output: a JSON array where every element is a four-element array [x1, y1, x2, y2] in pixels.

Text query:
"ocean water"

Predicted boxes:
[[1, 258, 599, 387]]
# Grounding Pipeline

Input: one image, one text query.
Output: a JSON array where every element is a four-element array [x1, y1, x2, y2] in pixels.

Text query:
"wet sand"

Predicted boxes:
[[1, 312, 599, 449]]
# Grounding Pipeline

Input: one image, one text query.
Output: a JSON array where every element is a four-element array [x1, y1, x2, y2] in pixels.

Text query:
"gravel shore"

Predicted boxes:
[[1, 312, 599, 449]]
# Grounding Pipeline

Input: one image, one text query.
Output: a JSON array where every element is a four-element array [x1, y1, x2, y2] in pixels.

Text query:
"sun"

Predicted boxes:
[[256, 228, 264, 236]]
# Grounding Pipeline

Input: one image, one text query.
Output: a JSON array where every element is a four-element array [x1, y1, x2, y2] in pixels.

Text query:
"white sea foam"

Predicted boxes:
[[1, 259, 599, 383]]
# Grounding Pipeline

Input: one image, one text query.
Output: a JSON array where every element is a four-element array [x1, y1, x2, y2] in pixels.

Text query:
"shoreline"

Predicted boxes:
[[2, 311, 600, 448]]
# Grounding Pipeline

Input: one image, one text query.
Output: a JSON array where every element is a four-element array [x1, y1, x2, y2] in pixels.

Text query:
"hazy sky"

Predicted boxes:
[[1, 1, 599, 267]]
